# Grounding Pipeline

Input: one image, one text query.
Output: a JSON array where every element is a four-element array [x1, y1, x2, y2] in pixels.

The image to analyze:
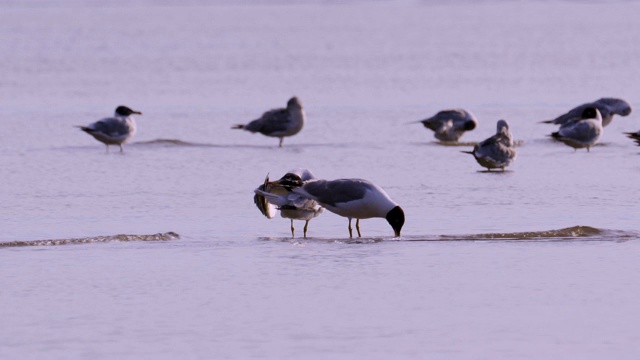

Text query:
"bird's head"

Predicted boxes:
[[269, 172, 304, 191], [115, 106, 142, 116], [386, 206, 405, 237]]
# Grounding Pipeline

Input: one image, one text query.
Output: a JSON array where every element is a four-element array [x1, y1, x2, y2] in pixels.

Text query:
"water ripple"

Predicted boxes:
[[0, 232, 180, 248]]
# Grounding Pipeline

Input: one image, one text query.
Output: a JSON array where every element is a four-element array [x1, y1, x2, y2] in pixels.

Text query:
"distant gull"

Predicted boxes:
[[253, 168, 323, 238], [414, 109, 478, 142], [624, 130, 640, 143], [260, 177, 405, 238], [77, 105, 142, 153], [550, 107, 603, 152], [232, 97, 305, 147], [462, 120, 517, 171], [541, 98, 631, 127]]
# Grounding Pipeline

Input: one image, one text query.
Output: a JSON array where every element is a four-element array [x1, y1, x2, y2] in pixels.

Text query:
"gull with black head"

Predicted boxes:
[[260, 176, 405, 238], [550, 107, 603, 152], [77, 105, 142, 153]]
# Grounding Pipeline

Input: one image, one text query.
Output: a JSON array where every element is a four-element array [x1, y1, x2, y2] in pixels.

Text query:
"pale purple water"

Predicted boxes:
[[1, 1, 640, 359]]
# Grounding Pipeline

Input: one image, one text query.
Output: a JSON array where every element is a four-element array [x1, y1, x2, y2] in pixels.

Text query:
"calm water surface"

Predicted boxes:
[[1, 1, 640, 359]]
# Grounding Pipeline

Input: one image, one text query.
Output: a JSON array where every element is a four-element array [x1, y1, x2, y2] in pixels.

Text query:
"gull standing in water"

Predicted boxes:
[[624, 130, 640, 145], [550, 107, 603, 152], [232, 97, 305, 147], [541, 98, 631, 127], [253, 168, 323, 238], [260, 177, 405, 238], [77, 105, 142, 153], [415, 109, 478, 142], [462, 120, 517, 171]]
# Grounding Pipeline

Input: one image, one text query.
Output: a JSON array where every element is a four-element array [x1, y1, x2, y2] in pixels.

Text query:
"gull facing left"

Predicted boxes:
[[77, 105, 142, 153], [232, 97, 305, 147]]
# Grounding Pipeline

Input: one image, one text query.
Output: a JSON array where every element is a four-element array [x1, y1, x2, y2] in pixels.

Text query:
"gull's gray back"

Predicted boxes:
[[299, 179, 372, 207]]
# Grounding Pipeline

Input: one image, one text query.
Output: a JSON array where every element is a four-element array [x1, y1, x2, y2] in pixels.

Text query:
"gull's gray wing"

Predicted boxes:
[[558, 120, 600, 141], [548, 101, 618, 125], [296, 179, 372, 207], [87, 117, 130, 136], [548, 103, 591, 125], [243, 108, 291, 134]]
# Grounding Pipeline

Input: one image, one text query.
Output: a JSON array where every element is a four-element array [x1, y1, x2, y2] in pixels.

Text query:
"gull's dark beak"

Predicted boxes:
[[133, 110, 142, 115]]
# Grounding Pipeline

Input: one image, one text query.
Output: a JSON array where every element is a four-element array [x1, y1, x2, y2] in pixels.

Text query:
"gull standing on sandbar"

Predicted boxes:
[[550, 107, 603, 152], [232, 97, 305, 147], [260, 177, 405, 238], [462, 120, 517, 171], [77, 105, 142, 153], [541, 98, 631, 127], [253, 168, 324, 238], [415, 109, 478, 142]]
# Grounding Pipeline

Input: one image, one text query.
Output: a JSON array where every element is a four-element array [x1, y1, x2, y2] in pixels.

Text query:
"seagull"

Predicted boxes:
[[259, 177, 405, 238], [253, 169, 323, 238], [462, 120, 517, 171], [232, 97, 305, 147], [541, 98, 631, 127], [623, 130, 640, 144], [415, 109, 478, 142], [77, 105, 142, 153], [550, 107, 603, 152]]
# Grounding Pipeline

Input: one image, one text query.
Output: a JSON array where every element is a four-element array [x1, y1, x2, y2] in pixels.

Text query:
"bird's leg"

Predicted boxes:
[[303, 220, 309, 238], [105, 145, 109, 154], [119, 144, 124, 153], [348, 218, 353, 238], [290, 219, 295, 238], [279, 138, 284, 147], [356, 219, 361, 238]]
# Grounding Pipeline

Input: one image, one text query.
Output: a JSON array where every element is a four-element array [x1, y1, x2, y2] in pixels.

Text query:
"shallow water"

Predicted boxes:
[[1, 1, 640, 359]]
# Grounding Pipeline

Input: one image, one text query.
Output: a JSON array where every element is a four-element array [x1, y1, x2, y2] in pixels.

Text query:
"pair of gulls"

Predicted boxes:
[[543, 98, 632, 151], [76, 97, 304, 152], [414, 109, 517, 171], [253, 169, 405, 239]]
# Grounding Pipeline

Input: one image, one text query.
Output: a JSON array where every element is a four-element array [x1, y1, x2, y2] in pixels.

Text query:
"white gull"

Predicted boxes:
[[77, 105, 142, 153]]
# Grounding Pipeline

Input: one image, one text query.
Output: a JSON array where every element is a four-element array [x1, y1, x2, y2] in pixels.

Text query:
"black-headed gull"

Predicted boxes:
[[415, 109, 477, 142], [550, 107, 603, 152], [77, 105, 142, 153], [261, 177, 405, 238], [541, 98, 631, 127], [232, 97, 304, 147], [462, 120, 517, 171], [253, 168, 323, 238]]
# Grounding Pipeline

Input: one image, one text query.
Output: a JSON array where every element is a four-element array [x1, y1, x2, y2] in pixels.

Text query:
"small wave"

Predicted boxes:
[[433, 225, 604, 241], [435, 140, 525, 147], [133, 139, 219, 147], [259, 226, 638, 244], [0, 232, 180, 248]]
